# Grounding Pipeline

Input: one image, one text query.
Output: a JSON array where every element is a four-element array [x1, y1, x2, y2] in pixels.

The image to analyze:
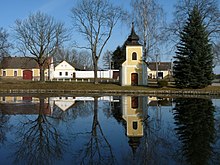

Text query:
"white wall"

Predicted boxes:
[[75, 70, 118, 79], [53, 61, 75, 79]]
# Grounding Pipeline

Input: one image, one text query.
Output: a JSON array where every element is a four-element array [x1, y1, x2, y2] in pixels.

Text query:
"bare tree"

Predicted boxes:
[[13, 11, 68, 82], [71, 0, 124, 84], [77, 50, 93, 70], [53, 47, 77, 65], [102, 50, 112, 70], [131, 0, 166, 61], [53, 47, 93, 70], [169, 0, 220, 62], [0, 28, 11, 60]]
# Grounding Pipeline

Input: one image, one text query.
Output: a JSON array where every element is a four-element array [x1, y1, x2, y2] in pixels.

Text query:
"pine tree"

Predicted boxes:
[[173, 6, 214, 88], [111, 46, 125, 69]]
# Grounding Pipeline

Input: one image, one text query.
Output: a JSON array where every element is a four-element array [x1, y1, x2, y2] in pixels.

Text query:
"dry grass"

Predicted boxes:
[[0, 79, 220, 92]]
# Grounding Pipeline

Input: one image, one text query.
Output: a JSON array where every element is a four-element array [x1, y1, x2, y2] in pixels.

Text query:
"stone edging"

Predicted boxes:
[[0, 89, 219, 96]]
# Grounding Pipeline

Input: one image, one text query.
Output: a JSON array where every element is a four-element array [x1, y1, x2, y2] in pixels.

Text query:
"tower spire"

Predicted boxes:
[[125, 22, 140, 45]]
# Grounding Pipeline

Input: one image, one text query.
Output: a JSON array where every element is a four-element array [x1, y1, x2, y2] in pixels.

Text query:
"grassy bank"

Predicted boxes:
[[0, 79, 220, 96]]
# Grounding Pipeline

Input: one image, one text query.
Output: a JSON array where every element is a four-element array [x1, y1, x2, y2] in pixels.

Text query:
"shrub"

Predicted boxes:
[[157, 80, 168, 87]]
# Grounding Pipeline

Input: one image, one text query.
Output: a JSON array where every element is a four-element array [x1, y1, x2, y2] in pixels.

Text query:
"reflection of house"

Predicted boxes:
[[0, 96, 51, 115], [0, 57, 53, 80], [148, 96, 172, 106], [53, 61, 75, 79], [147, 62, 172, 79], [50, 96, 118, 111], [51, 97, 75, 111], [120, 23, 147, 86], [0, 96, 120, 115]]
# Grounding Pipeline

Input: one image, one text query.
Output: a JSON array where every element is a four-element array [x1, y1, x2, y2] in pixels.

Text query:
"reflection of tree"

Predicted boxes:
[[213, 104, 220, 163], [12, 97, 65, 165], [52, 100, 94, 123], [0, 111, 10, 145], [173, 98, 215, 165], [130, 99, 175, 164], [74, 97, 115, 165]]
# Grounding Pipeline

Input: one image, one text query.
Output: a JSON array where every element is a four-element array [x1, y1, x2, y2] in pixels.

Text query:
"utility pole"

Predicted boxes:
[[156, 54, 158, 82], [109, 52, 111, 79]]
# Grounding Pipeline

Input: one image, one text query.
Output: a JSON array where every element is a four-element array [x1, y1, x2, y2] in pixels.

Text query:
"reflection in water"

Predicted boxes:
[[173, 98, 215, 165], [0, 110, 10, 145], [0, 96, 219, 164], [73, 97, 115, 165], [121, 96, 144, 153], [11, 97, 66, 165]]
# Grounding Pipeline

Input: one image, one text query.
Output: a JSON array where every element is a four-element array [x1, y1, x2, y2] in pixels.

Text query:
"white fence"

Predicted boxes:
[[75, 70, 118, 79]]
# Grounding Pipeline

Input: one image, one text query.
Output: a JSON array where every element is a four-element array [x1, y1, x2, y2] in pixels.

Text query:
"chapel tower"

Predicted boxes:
[[120, 23, 147, 86]]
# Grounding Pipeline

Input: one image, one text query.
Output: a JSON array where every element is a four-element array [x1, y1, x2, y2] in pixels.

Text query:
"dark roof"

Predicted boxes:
[[148, 62, 171, 71], [125, 23, 141, 46], [0, 57, 51, 69]]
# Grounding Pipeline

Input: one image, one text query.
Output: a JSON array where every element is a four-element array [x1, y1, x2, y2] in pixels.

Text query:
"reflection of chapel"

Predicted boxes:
[[120, 23, 147, 86]]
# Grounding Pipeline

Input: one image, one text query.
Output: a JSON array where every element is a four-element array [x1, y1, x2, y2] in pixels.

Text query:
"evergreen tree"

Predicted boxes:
[[173, 6, 214, 88], [111, 46, 125, 69]]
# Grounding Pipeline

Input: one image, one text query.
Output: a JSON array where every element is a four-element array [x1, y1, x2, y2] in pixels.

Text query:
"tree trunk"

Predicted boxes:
[[39, 65, 45, 82], [92, 97, 98, 136], [93, 57, 98, 84]]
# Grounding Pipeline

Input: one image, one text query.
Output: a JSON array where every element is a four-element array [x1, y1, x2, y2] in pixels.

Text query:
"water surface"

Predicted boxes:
[[0, 95, 219, 165]]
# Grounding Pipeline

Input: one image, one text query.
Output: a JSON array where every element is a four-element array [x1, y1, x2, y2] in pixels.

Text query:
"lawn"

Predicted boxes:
[[0, 79, 220, 95]]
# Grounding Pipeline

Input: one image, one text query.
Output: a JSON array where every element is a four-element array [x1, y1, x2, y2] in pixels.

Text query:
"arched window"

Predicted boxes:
[[132, 52, 137, 60]]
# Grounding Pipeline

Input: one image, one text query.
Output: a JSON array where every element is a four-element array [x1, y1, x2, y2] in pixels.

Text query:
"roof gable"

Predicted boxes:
[[55, 61, 75, 70]]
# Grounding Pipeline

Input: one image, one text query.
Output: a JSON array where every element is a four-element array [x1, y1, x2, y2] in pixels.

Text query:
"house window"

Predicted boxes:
[[132, 52, 137, 60], [59, 72, 62, 76], [133, 121, 138, 130], [65, 72, 68, 76], [14, 71, 17, 77], [3, 71, 6, 76]]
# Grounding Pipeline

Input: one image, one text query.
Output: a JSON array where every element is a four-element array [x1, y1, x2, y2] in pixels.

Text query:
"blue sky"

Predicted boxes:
[[0, 0, 175, 47], [0, 0, 219, 73]]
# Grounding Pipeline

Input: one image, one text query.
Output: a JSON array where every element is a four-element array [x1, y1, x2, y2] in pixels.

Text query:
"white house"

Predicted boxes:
[[147, 62, 172, 79], [53, 61, 75, 79]]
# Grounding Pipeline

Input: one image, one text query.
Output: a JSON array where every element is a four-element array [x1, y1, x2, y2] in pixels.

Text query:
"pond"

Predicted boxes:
[[0, 95, 220, 165]]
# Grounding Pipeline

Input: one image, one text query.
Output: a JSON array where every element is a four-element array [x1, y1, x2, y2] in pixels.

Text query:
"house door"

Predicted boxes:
[[23, 70, 33, 80], [131, 73, 138, 86], [158, 72, 163, 79], [72, 72, 76, 78]]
